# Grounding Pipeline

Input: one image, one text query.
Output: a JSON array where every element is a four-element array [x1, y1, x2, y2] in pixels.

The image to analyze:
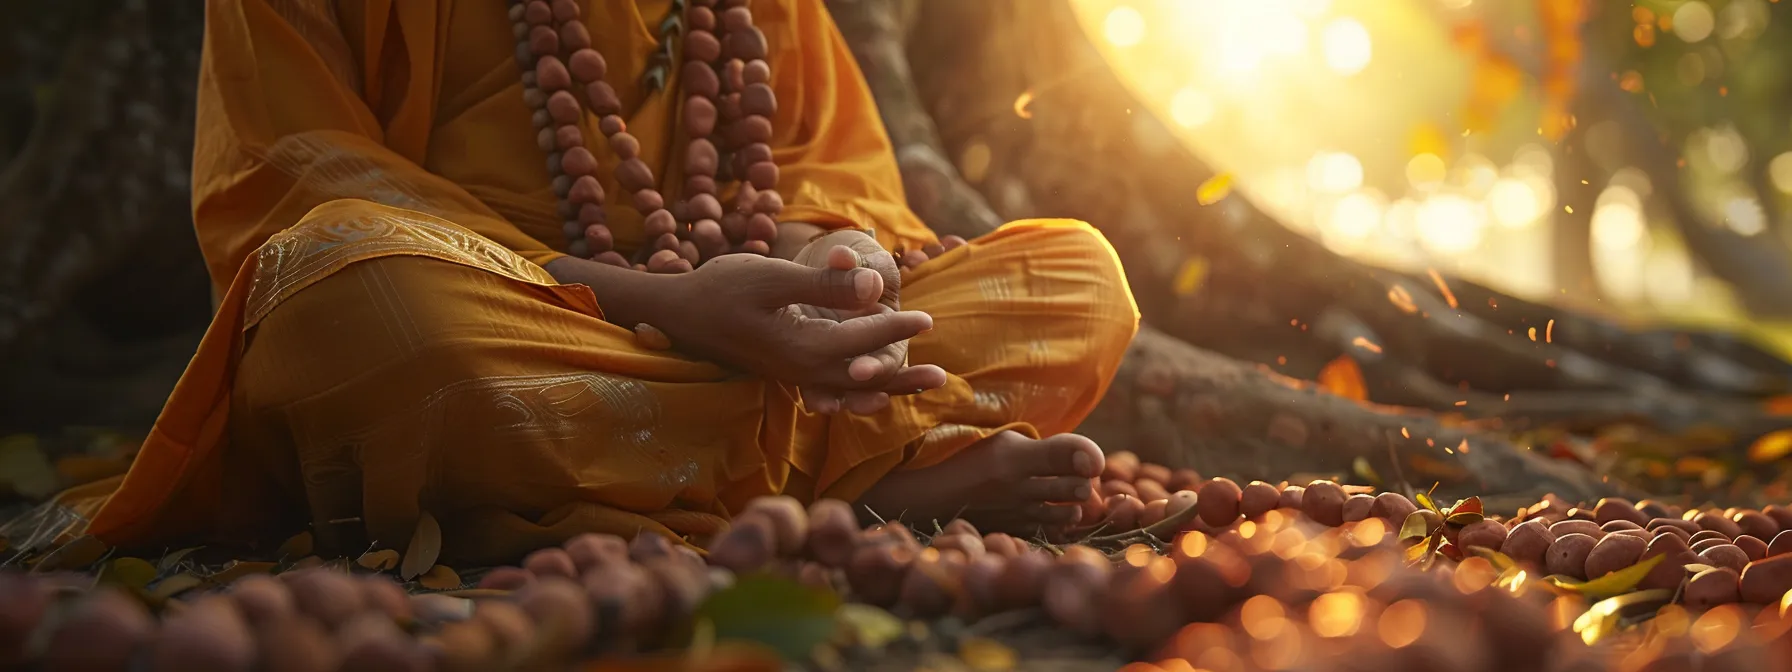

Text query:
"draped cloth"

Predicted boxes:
[[78, 0, 1139, 564]]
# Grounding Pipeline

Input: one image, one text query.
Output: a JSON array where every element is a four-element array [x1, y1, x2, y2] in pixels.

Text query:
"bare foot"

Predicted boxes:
[[855, 431, 1106, 535]]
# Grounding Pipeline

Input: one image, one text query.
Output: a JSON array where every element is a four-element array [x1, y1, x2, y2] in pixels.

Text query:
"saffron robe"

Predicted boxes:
[[79, 0, 1139, 564]]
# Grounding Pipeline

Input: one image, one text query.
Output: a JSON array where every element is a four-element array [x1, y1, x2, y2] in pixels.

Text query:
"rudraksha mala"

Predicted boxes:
[[508, 0, 783, 271]]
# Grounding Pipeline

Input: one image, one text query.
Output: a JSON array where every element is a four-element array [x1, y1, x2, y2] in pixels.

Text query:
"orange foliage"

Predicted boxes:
[[1318, 356, 1369, 401]]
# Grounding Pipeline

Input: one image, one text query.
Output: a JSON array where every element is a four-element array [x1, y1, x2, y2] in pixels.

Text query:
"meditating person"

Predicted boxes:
[[77, 0, 1139, 564]]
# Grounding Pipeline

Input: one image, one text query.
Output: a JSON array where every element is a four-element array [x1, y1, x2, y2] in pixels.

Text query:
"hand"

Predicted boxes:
[[894, 235, 968, 272], [653, 253, 948, 398], [788, 230, 920, 414]]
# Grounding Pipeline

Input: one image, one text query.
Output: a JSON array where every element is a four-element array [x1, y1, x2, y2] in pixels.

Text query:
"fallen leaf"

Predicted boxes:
[[1748, 430, 1792, 464], [158, 547, 202, 574], [696, 575, 840, 661], [0, 434, 57, 500], [96, 557, 158, 591], [1413, 490, 1438, 513], [833, 603, 903, 649], [357, 549, 401, 572], [959, 636, 1018, 670], [1398, 511, 1433, 541], [1573, 588, 1673, 645], [148, 572, 204, 601], [1450, 496, 1484, 517], [1318, 356, 1368, 401], [1544, 553, 1665, 600], [53, 455, 132, 488], [1196, 173, 1234, 206], [418, 565, 463, 591], [278, 531, 314, 559], [206, 560, 276, 585], [402, 512, 443, 581], [32, 535, 108, 572]]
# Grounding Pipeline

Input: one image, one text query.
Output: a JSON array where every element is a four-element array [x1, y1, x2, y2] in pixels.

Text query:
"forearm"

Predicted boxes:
[[543, 256, 682, 328], [772, 221, 827, 260]]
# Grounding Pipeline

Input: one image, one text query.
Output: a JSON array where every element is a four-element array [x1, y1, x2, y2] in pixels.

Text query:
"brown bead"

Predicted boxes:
[[578, 203, 605, 226], [585, 81, 621, 115], [521, 70, 538, 89], [550, 0, 580, 22], [747, 161, 778, 190], [744, 59, 770, 85], [683, 97, 718, 138], [686, 6, 716, 31], [739, 115, 773, 143], [741, 83, 776, 117], [508, 4, 526, 22], [681, 176, 714, 197], [692, 0, 716, 5], [722, 59, 746, 92], [554, 124, 583, 151], [513, 21, 529, 40], [684, 138, 719, 176], [546, 91, 581, 124], [720, 7, 752, 32], [724, 26, 767, 60], [535, 57, 572, 91], [722, 0, 748, 7], [515, 41, 534, 69], [567, 239, 590, 258], [532, 109, 551, 128], [536, 126, 556, 152], [644, 209, 678, 238], [528, 25, 559, 56], [632, 189, 665, 215], [569, 175, 605, 205], [561, 147, 599, 178], [552, 174, 572, 197], [525, 0, 553, 26], [746, 213, 778, 241], [609, 132, 641, 160], [562, 220, 583, 241], [734, 183, 758, 210], [688, 193, 724, 221], [559, 200, 577, 221], [682, 62, 720, 100], [545, 151, 562, 174], [584, 224, 613, 252], [719, 212, 746, 241], [718, 93, 743, 122], [559, 21, 592, 51], [685, 30, 721, 63], [754, 189, 783, 216], [568, 49, 607, 83], [598, 115, 626, 136], [736, 142, 772, 166], [616, 158, 655, 192], [522, 86, 547, 109]]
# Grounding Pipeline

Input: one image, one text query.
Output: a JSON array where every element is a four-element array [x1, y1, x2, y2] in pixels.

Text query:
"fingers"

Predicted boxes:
[[799, 386, 842, 415], [801, 310, 933, 363], [826, 244, 862, 271], [922, 242, 945, 259], [842, 390, 890, 415], [759, 258, 884, 310], [878, 364, 947, 394], [799, 386, 890, 415]]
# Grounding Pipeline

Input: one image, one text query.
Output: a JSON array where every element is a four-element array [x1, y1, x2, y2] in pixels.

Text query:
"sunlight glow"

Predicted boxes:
[[1405, 154, 1446, 189], [1216, 3, 1310, 75], [1488, 177, 1544, 228], [1591, 186, 1646, 251], [1308, 152, 1364, 193], [1169, 88, 1217, 128], [1321, 18, 1372, 75], [1415, 195, 1485, 253], [1328, 190, 1385, 240], [1673, 2, 1716, 43], [1771, 152, 1792, 193], [1104, 6, 1147, 47], [1723, 196, 1767, 236]]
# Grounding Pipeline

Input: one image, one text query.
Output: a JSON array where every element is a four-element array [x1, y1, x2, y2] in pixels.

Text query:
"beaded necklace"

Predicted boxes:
[[507, 0, 783, 270]]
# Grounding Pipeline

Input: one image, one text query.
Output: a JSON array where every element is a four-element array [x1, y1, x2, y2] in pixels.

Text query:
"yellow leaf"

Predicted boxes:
[[278, 531, 314, 559], [1748, 430, 1792, 464], [1173, 257, 1209, 296], [1012, 90, 1034, 119], [96, 557, 158, 591], [357, 549, 401, 572], [1318, 356, 1368, 401], [1572, 589, 1673, 645], [33, 535, 108, 572], [1408, 123, 1450, 161], [1544, 553, 1665, 600], [206, 560, 276, 586], [0, 434, 57, 500], [959, 636, 1018, 671], [1196, 173, 1234, 206], [418, 565, 463, 591], [148, 572, 204, 601], [834, 603, 904, 649], [402, 512, 442, 581]]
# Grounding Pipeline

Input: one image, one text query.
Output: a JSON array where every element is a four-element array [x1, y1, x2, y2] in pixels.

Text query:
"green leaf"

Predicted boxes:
[[1573, 589, 1674, 645], [694, 575, 841, 661], [1446, 512, 1485, 526], [96, 557, 158, 591], [1544, 553, 1666, 601], [1398, 511, 1434, 541]]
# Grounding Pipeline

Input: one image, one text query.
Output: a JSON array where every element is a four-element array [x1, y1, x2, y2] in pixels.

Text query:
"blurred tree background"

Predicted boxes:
[[4, 0, 1792, 509]]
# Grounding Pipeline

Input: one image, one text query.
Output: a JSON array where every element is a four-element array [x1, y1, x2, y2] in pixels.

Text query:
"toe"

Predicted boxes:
[[1006, 434, 1105, 479], [1017, 476, 1092, 503]]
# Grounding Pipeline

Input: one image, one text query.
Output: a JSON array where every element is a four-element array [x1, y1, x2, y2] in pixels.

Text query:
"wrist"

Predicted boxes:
[[543, 256, 683, 328]]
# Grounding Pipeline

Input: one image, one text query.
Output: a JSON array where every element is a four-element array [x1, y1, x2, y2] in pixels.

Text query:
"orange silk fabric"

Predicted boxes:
[[82, 0, 1139, 563]]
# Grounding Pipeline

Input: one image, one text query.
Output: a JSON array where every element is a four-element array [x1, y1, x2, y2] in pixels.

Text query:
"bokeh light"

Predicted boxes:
[[1105, 6, 1146, 47], [1321, 18, 1372, 75], [1673, 2, 1716, 42], [1169, 88, 1216, 128]]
